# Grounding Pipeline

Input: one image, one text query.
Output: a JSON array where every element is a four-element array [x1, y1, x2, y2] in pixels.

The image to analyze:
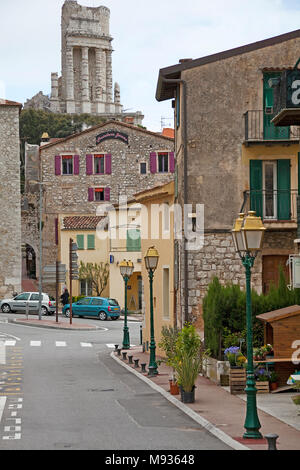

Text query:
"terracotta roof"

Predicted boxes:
[[162, 128, 175, 138], [156, 29, 300, 101], [0, 99, 22, 108], [62, 216, 106, 230], [40, 120, 174, 150], [256, 305, 300, 323]]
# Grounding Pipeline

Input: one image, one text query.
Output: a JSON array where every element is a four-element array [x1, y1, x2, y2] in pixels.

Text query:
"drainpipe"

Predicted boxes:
[[162, 77, 188, 324]]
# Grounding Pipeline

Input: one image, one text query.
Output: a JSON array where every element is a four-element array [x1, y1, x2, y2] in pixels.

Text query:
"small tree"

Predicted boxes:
[[79, 261, 109, 297]]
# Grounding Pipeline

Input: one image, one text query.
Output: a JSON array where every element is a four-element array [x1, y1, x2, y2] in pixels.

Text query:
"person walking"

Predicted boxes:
[[60, 288, 70, 306]]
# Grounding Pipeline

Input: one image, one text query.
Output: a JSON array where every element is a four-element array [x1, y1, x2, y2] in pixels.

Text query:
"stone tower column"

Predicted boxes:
[[65, 46, 75, 113], [95, 48, 106, 113], [81, 46, 91, 113], [50, 73, 60, 113], [106, 49, 113, 109]]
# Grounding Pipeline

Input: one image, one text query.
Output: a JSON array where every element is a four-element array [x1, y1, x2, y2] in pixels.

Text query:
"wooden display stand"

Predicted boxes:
[[229, 368, 246, 395], [255, 381, 270, 393]]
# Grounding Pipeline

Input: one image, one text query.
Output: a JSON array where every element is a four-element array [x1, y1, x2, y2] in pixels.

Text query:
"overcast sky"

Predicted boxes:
[[1, 0, 300, 131]]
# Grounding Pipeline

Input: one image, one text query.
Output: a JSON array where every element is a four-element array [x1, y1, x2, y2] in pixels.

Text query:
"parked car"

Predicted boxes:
[[62, 297, 120, 321], [0, 292, 56, 316]]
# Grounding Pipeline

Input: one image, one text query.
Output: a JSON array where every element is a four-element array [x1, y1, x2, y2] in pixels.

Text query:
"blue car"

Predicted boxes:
[[63, 297, 120, 321]]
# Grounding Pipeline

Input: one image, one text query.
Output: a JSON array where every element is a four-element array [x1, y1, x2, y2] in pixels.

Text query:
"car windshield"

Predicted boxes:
[[109, 299, 119, 306]]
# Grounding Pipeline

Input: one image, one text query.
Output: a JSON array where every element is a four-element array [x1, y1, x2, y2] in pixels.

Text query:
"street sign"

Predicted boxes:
[[43, 263, 67, 284]]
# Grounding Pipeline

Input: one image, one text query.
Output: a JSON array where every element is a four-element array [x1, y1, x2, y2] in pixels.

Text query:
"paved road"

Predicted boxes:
[[0, 316, 229, 450]]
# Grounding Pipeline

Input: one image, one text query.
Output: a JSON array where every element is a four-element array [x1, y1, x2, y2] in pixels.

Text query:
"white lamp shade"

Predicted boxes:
[[144, 246, 159, 271], [120, 260, 134, 278], [241, 211, 266, 252]]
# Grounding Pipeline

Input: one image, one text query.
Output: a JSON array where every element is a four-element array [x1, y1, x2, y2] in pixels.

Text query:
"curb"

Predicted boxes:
[[110, 351, 250, 451]]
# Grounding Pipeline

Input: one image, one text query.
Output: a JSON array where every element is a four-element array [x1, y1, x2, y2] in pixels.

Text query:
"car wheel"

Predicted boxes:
[[64, 308, 70, 318], [1, 304, 11, 313], [41, 306, 48, 316], [98, 311, 107, 321]]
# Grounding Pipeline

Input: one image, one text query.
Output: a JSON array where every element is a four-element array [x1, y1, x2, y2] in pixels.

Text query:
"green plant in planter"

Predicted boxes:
[[254, 367, 270, 382], [269, 371, 279, 384], [158, 326, 179, 382], [224, 346, 246, 367], [175, 352, 202, 393]]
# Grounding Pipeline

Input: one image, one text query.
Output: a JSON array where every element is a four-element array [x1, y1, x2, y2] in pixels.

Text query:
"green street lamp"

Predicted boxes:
[[119, 260, 134, 350], [232, 211, 266, 439], [144, 246, 159, 376]]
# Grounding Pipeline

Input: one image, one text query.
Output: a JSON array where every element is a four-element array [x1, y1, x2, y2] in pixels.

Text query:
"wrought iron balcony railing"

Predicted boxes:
[[241, 189, 299, 222], [244, 110, 300, 142]]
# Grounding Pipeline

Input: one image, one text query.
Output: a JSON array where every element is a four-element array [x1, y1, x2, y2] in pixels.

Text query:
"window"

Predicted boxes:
[[77, 297, 91, 306], [126, 229, 141, 252], [91, 298, 103, 306], [77, 234, 84, 250], [14, 293, 30, 301], [163, 267, 170, 319], [30, 294, 40, 301], [87, 234, 95, 250], [140, 162, 147, 175], [109, 299, 119, 306], [80, 280, 93, 296], [95, 188, 105, 202], [94, 155, 105, 174], [158, 153, 169, 173], [62, 155, 73, 175]]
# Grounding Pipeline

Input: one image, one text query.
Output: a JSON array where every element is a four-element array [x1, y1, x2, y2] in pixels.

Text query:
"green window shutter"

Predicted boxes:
[[277, 159, 291, 220], [263, 73, 290, 140], [250, 160, 263, 218], [76, 234, 84, 250], [126, 229, 141, 252], [87, 234, 95, 250]]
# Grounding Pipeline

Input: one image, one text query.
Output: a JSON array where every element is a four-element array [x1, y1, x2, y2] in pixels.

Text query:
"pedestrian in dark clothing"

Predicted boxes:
[[60, 288, 70, 306]]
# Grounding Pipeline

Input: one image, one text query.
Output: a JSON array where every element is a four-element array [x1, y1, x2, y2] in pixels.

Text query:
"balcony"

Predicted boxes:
[[244, 110, 300, 143], [241, 190, 298, 227]]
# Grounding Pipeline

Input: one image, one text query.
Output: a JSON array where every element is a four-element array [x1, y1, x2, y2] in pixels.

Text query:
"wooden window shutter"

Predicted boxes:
[[250, 160, 263, 218], [55, 155, 61, 175], [73, 155, 80, 175], [169, 152, 175, 173], [86, 154, 93, 175], [277, 159, 291, 220], [104, 187, 111, 201], [88, 188, 94, 202], [76, 234, 84, 250], [87, 234, 95, 250], [150, 153, 157, 174], [105, 154, 112, 174]]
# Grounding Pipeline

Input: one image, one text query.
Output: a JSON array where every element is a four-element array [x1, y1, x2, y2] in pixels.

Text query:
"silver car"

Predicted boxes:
[[0, 292, 56, 316]]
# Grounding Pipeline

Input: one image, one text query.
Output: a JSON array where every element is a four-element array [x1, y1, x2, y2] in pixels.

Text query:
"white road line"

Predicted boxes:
[[106, 344, 115, 348], [0, 341, 5, 365], [4, 341, 16, 347], [0, 397, 6, 424], [55, 341, 67, 347], [30, 341, 41, 347], [80, 343, 92, 348]]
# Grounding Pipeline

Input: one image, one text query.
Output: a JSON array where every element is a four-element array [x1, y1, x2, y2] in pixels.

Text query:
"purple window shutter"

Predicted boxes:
[[169, 152, 175, 173], [105, 154, 112, 175], [88, 188, 94, 202], [55, 155, 61, 176], [86, 154, 93, 175], [104, 187, 111, 202], [74, 155, 80, 175], [150, 152, 157, 174]]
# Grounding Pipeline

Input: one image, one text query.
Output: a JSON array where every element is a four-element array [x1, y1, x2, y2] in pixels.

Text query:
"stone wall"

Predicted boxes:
[[0, 104, 22, 298]]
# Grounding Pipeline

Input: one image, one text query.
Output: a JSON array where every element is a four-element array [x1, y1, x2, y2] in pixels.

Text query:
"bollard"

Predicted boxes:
[[265, 434, 279, 450], [122, 352, 127, 361], [141, 363, 147, 373], [148, 366, 158, 377], [128, 355, 133, 364], [114, 344, 119, 351], [117, 348, 122, 356], [142, 342, 146, 353], [134, 359, 140, 368], [140, 325, 143, 345]]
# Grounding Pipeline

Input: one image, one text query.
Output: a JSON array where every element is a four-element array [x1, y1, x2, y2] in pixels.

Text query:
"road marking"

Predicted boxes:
[[0, 397, 6, 423], [30, 341, 41, 347], [4, 341, 16, 347], [80, 342, 93, 348], [106, 344, 115, 348], [55, 341, 67, 347]]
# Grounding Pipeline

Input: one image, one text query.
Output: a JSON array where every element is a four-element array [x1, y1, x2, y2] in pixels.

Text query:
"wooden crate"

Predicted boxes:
[[256, 381, 269, 393], [230, 368, 246, 395]]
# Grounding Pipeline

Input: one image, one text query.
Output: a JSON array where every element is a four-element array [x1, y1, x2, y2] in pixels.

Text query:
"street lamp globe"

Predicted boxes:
[[144, 246, 159, 272], [232, 213, 246, 255], [119, 260, 134, 278], [241, 211, 266, 253]]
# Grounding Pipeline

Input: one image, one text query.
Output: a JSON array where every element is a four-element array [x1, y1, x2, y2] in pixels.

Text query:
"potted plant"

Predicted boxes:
[[269, 371, 279, 391], [291, 379, 300, 415], [172, 324, 203, 403], [254, 367, 270, 393], [225, 346, 245, 368], [158, 326, 180, 395], [253, 346, 264, 362]]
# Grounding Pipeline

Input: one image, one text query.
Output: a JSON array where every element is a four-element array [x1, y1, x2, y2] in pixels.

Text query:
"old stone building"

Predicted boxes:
[[24, 120, 174, 294], [156, 29, 300, 328], [0, 99, 22, 298]]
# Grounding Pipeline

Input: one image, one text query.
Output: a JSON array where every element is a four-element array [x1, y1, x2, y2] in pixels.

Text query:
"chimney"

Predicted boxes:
[[179, 58, 193, 64], [40, 132, 50, 146]]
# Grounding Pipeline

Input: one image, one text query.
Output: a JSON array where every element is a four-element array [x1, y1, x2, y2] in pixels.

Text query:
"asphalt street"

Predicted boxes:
[[0, 315, 230, 451]]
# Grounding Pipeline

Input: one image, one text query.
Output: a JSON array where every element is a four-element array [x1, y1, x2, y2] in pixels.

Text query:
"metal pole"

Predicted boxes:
[[148, 269, 158, 375], [69, 238, 73, 325], [122, 276, 130, 349], [56, 260, 59, 323], [243, 253, 262, 439], [38, 183, 43, 321]]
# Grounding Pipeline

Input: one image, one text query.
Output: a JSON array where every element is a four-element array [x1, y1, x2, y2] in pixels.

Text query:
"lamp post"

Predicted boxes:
[[119, 260, 134, 350], [232, 211, 266, 439], [144, 246, 159, 376]]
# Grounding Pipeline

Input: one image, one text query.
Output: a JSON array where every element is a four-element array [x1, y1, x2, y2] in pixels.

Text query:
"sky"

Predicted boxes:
[[1, 0, 300, 132]]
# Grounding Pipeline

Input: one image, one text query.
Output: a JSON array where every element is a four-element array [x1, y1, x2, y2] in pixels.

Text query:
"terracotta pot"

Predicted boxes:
[[270, 382, 278, 391], [169, 380, 179, 395]]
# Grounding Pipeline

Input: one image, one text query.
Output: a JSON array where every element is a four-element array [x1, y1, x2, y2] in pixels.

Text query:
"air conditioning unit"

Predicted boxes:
[[265, 106, 274, 115]]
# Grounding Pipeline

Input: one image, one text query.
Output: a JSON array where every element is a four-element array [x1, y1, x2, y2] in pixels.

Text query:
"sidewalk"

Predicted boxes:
[[111, 346, 300, 451], [10, 316, 101, 330]]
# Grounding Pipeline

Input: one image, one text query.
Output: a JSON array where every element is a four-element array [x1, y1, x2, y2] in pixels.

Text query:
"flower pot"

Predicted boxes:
[[270, 382, 278, 392], [180, 386, 196, 403], [169, 380, 179, 395]]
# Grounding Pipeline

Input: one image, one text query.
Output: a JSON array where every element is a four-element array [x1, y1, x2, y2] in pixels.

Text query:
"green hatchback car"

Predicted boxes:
[[63, 297, 120, 321]]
